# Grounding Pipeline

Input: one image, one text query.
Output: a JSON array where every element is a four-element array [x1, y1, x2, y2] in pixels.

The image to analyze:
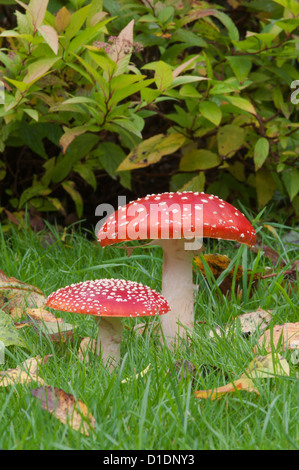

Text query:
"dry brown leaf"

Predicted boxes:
[[14, 321, 32, 330], [193, 254, 259, 295], [209, 307, 272, 338], [0, 270, 46, 316], [253, 322, 299, 354], [0, 355, 51, 387], [194, 353, 289, 401], [13, 307, 76, 343], [194, 377, 258, 400], [31, 386, 96, 436], [26, 307, 64, 323]]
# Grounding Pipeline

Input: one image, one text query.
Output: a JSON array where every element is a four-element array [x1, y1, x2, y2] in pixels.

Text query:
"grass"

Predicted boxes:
[[0, 218, 298, 450]]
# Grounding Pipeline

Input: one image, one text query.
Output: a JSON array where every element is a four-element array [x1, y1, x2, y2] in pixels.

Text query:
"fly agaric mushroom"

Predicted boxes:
[[46, 278, 170, 367], [97, 192, 256, 347]]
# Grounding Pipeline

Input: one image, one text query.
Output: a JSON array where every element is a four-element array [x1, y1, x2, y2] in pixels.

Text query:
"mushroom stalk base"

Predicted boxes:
[[158, 238, 200, 348], [95, 317, 123, 369]]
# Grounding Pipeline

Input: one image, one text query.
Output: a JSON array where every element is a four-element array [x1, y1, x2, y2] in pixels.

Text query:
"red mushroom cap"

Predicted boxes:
[[97, 192, 256, 247], [46, 279, 170, 318]]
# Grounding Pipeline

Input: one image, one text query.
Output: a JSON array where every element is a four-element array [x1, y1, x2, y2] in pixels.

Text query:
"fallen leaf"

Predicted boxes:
[[194, 353, 289, 400], [209, 307, 272, 338], [245, 353, 289, 378], [194, 376, 258, 400], [0, 355, 51, 387], [253, 322, 299, 354], [26, 307, 64, 323], [31, 386, 96, 435], [0, 270, 46, 316], [0, 312, 27, 349], [193, 254, 259, 295], [15, 308, 76, 343], [14, 321, 32, 330], [34, 321, 77, 343]]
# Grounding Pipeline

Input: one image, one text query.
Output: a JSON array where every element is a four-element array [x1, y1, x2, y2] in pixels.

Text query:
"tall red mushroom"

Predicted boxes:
[[46, 278, 170, 368], [97, 192, 256, 347]]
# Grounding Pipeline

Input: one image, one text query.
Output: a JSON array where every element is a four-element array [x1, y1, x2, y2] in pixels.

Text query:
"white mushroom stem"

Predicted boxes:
[[95, 317, 123, 369], [155, 238, 203, 348]]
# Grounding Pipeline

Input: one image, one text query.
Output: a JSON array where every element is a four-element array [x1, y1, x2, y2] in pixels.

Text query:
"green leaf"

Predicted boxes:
[[64, 4, 91, 40], [88, 50, 117, 76], [18, 123, 47, 159], [19, 184, 51, 208], [3, 77, 29, 92], [53, 133, 100, 183], [143, 61, 173, 91], [227, 56, 252, 83], [179, 172, 206, 192], [73, 162, 97, 191], [256, 168, 276, 207], [213, 10, 239, 41], [23, 57, 60, 85], [62, 181, 83, 218], [109, 78, 154, 107], [68, 18, 112, 54], [199, 101, 222, 126], [179, 84, 201, 98], [180, 149, 221, 171], [70, 53, 108, 96], [217, 125, 245, 158], [282, 169, 299, 201], [93, 142, 126, 179], [0, 312, 27, 349], [221, 96, 256, 115], [157, 6, 174, 23], [86, 0, 103, 27], [170, 75, 207, 88], [117, 133, 186, 171], [23, 108, 39, 121], [254, 137, 269, 171]]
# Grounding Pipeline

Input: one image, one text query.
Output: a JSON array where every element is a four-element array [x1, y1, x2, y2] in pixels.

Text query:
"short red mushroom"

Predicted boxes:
[[97, 192, 256, 347], [46, 278, 170, 368]]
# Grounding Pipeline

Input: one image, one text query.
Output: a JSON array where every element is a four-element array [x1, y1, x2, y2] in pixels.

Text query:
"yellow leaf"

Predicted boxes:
[[26, 307, 64, 323], [194, 377, 258, 400], [194, 353, 289, 401], [117, 133, 186, 171], [243, 353, 289, 379], [0, 355, 51, 387], [254, 322, 299, 353]]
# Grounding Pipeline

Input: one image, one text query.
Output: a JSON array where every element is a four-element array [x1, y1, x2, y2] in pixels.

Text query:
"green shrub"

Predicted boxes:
[[0, 0, 298, 230]]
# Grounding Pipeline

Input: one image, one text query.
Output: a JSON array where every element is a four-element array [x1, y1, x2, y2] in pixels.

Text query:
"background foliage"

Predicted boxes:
[[0, 0, 298, 232]]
